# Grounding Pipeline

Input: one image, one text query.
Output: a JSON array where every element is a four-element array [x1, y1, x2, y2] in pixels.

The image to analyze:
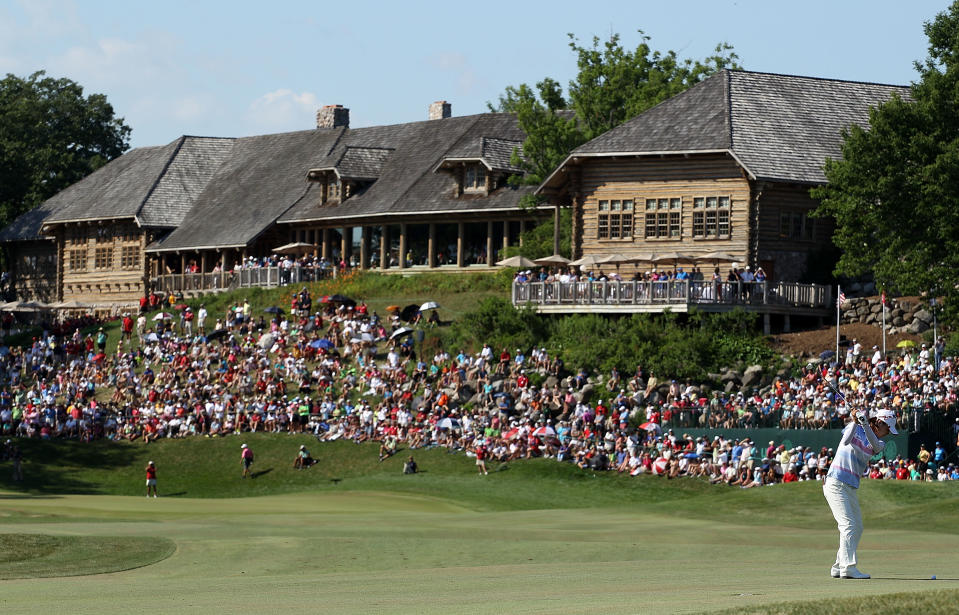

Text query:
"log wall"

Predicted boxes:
[[58, 220, 147, 304]]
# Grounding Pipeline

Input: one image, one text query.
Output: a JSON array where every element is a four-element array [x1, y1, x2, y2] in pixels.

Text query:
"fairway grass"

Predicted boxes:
[[0, 533, 175, 579], [1, 490, 958, 614], [2, 438, 959, 613]]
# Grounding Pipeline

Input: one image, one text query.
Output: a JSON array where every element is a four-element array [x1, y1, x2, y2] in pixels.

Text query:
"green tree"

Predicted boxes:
[[812, 3, 959, 324], [0, 71, 131, 230]]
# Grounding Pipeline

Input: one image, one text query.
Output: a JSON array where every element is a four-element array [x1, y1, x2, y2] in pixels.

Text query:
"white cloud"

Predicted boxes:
[[427, 51, 483, 96], [245, 89, 319, 132]]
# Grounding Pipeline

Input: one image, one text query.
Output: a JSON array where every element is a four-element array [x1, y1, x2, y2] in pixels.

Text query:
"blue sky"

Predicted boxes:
[[0, 0, 949, 148]]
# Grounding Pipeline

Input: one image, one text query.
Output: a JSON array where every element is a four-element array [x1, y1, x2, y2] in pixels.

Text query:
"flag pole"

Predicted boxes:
[[881, 290, 887, 359], [836, 285, 842, 362]]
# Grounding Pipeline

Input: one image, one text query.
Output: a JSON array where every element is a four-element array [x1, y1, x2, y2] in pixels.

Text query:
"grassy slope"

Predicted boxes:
[[0, 534, 175, 579]]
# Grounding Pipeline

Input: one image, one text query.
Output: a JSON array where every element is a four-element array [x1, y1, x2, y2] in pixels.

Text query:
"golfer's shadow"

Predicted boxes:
[[251, 469, 273, 479]]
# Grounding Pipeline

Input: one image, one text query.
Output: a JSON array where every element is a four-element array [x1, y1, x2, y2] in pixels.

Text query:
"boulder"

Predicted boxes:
[[742, 365, 763, 388], [907, 321, 929, 334], [914, 309, 933, 324], [721, 369, 741, 384], [580, 383, 595, 400], [491, 379, 505, 392], [870, 302, 883, 314], [724, 380, 737, 393], [544, 375, 559, 389], [892, 316, 906, 327]]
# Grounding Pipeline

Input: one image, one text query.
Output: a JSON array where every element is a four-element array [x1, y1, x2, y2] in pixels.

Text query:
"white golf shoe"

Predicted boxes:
[[830, 565, 841, 578], [840, 566, 870, 579]]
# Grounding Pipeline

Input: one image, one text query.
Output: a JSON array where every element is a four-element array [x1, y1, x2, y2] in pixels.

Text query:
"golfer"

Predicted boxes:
[[145, 461, 158, 498], [823, 407, 897, 579], [241, 443, 254, 478]]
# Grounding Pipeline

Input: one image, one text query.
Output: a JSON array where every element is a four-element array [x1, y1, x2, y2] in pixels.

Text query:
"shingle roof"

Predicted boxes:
[[332, 146, 394, 180], [548, 70, 910, 187], [42, 142, 179, 225], [138, 136, 235, 227], [280, 113, 535, 224], [0, 136, 237, 242], [148, 129, 342, 251]]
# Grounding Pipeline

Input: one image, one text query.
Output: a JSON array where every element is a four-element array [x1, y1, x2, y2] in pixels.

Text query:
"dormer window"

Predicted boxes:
[[329, 178, 341, 200], [464, 165, 487, 192]]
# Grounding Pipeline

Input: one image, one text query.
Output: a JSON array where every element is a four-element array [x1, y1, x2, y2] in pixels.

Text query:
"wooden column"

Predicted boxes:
[[200, 251, 207, 273], [398, 224, 407, 268], [456, 222, 465, 268], [379, 225, 389, 269], [321, 229, 329, 260], [180, 253, 186, 274], [360, 226, 369, 270], [486, 221, 494, 266], [502, 221, 509, 253], [341, 227, 351, 266], [519, 220, 526, 247], [428, 223, 436, 268]]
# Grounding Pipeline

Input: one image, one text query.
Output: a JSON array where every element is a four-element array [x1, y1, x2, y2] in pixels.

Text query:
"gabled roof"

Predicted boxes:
[[148, 129, 340, 252], [539, 70, 910, 192], [138, 137, 235, 227], [0, 136, 236, 242], [311, 146, 394, 181], [280, 112, 535, 224], [435, 135, 524, 173]]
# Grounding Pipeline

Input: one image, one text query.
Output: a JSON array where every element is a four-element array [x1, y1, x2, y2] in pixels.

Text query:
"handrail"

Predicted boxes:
[[150, 266, 333, 293], [512, 280, 833, 310]]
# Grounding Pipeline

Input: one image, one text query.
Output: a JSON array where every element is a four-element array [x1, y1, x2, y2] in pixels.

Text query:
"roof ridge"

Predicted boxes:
[[134, 136, 186, 225], [727, 68, 909, 90]]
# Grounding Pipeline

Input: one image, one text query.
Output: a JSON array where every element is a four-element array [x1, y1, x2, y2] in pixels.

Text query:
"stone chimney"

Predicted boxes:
[[316, 105, 350, 129], [429, 100, 451, 120]]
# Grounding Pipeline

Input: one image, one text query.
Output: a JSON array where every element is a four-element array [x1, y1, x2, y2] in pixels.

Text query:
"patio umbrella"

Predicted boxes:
[[533, 254, 571, 266], [152, 312, 173, 321], [389, 327, 414, 341], [51, 300, 94, 310], [651, 252, 694, 265], [495, 255, 537, 268], [896, 339, 917, 348], [263, 306, 285, 315], [569, 254, 606, 268], [504, 427, 521, 440], [1, 301, 37, 312], [420, 301, 440, 311], [272, 241, 317, 255], [698, 251, 738, 265], [311, 338, 335, 350]]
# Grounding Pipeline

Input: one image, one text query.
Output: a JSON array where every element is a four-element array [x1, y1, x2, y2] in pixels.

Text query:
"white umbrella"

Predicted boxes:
[[534, 254, 571, 266], [531, 425, 556, 437], [437, 417, 461, 430], [495, 255, 538, 268], [389, 327, 414, 341], [272, 241, 317, 255], [152, 312, 173, 321], [569, 254, 606, 268], [420, 301, 440, 311], [257, 333, 275, 349]]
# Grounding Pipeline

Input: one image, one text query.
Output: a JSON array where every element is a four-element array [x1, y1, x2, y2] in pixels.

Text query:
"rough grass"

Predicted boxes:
[[709, 589, 959, 615], [0, 533, 175, 579]]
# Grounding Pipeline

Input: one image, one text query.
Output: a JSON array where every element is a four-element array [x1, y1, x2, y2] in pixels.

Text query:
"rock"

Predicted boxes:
[[914, 309, 933, 324], [724, 380, 737, 393], [491, 379, 505, 392], [707, 372, 722, 383], [742, 365, 763, 388], [580, 383, 595, 400], [892, 316, 905, 327], [907, 321, 928, 335], [870, 302, 883, 314], [721, 369, 741, 384], [544, 375, 559, 389]]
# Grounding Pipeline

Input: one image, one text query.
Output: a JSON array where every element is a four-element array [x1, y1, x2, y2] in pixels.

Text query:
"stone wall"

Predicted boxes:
[[839, 296, 935, 335]]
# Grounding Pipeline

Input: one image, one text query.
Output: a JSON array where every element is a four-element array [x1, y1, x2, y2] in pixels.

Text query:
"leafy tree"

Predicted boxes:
[[0, 71, 131, 230], [812, 3, 959, 324], [489, 31, 740, 188]]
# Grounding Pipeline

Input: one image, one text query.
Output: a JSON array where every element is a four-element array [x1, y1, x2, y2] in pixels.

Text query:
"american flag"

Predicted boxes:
[[881, 291, 886, 305], [837, 289, 846, 309]]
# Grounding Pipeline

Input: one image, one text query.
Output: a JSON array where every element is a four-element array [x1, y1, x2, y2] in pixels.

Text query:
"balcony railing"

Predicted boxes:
[[151, 266, 333, 293], [511, 280, 832, 310]]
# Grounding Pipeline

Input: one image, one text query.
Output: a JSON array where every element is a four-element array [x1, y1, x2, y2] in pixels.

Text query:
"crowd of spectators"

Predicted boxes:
[[0, 285, 957, 487]]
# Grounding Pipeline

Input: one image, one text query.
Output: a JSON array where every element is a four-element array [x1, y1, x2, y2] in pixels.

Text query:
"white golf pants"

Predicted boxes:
[[823, 477, 863, 569]]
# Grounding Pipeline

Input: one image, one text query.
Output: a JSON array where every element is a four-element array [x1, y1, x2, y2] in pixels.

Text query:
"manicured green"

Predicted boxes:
[[0, 533, 175, 579]]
